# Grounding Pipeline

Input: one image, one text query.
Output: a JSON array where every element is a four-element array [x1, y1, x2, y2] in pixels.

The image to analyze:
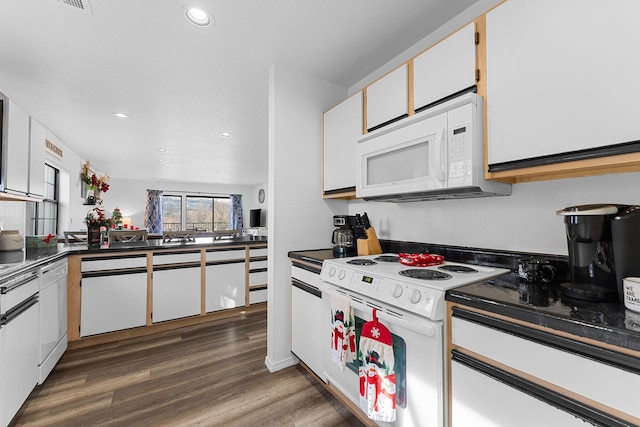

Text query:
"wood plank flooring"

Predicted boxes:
[[10, 310, 366, 427]]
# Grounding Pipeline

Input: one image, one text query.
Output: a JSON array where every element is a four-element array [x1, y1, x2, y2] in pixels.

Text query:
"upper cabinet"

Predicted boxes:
[[2, 97, 30, 195], [485, 0, 640, 182], [323, 91, 363, 198], [365, 64, 408, 132], [413, 23, 477, 111], [28, 118, 45, 198], [0, 93, 45, 200]]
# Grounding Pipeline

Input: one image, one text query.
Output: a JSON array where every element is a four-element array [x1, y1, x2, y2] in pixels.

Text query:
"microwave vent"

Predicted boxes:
[[49, 0, 93, 15]]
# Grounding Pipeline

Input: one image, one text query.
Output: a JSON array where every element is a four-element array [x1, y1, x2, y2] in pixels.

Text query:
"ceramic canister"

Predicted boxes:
[[623, 277, 640, 313]]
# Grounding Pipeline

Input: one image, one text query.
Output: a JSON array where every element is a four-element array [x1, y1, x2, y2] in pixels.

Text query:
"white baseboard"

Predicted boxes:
[[264, 353, 298, 373]]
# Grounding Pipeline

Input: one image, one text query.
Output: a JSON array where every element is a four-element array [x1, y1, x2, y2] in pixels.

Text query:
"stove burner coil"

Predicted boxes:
[[438, 265, 478, 273], [374, 255, 399, 263], [347, 259, 378, 266], [399, 269, 452, 280]]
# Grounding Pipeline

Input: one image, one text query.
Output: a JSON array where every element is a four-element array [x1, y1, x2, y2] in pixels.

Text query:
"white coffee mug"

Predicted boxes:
[[623, 277, 640, 313]]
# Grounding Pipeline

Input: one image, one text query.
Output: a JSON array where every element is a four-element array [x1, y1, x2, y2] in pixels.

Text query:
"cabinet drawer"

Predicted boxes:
[[452, 316, 640, 418], [249, 288, 267, 304], [249, 270, 267, 287], [82, 256, 147, 272], [206, 249, 245, 262], [153, 251, 201, 265], [249, 247, 267, 258]]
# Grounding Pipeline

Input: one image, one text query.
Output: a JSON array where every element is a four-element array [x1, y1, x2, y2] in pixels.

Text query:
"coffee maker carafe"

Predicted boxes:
[[557, 204, 621, 301], [332, 215, 356, 257]]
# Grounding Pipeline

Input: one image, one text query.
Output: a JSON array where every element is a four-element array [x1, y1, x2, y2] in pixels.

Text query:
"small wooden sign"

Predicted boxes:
[[45, 139, 63, 159]]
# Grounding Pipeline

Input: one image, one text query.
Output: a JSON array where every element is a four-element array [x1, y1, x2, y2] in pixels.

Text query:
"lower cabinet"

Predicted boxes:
[[449, 306, 640, 426], [205, 261, 245, 312], [152, 266, 201, 322], [450, 359, 589, 427], [80, 272, 147, 336]]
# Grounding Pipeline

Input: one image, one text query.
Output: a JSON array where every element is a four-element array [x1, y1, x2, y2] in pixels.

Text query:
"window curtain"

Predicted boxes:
[[145, 189, 163, 233], [229, 194, 244, 230]]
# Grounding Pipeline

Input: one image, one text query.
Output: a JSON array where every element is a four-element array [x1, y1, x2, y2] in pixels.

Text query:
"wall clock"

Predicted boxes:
[[258, 189, 265, 204]]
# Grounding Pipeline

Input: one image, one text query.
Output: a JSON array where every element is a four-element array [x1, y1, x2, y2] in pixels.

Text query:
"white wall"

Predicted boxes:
[[350, 172, 640, 256], [265, 63, 348, 372]]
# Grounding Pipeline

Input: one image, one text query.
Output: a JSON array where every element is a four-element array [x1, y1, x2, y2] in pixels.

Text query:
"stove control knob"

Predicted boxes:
[[327, 267, 336, 277], [392, 284, 403, 298], [338, 269, 346, 280], [409, 289, 422, 304]]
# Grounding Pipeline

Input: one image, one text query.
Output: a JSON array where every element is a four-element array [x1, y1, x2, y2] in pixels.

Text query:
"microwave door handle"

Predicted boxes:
[[436, 127, 447, 182]]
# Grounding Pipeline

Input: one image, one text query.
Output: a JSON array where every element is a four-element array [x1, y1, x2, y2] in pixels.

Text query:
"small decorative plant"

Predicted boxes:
[[81, 161, 110, 193], [85, 207, 113, 229]]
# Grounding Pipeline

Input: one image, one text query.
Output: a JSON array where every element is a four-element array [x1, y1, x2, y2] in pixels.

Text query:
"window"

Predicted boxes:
[[33, 164, 59, 235], [162, 194, 230, 231], [162, 195, 182, 231]]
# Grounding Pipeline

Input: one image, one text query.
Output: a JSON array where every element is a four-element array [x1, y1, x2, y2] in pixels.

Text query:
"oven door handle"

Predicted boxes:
[[348, 297, 439, 338]]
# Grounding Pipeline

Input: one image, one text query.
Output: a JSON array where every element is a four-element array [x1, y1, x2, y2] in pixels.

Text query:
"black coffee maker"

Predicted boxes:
[[557, 204, 622, 301], [332, 215, 357, 257], [611, 206, 640, 303]]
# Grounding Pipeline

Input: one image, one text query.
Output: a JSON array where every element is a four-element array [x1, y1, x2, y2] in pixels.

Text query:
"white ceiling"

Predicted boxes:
[[0, 0, 479, 187]]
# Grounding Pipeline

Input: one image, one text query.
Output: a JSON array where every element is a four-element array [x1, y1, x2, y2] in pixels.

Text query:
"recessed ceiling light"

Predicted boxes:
[[112, 112, 130, 119], [158, 159, 165, 162], [157, 148, 168, 153], [220, 132, 232, 138], [185, 6, 212, 27]]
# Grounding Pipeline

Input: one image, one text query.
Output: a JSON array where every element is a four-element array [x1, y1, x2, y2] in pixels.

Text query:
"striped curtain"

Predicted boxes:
[[145, 189, 164, 233], [229, 194, 243, 230]]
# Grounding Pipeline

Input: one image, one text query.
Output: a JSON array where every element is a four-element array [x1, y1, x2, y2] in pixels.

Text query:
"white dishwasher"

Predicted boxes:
[[39, 258, 68, 384], [291, 265, 326, 382]]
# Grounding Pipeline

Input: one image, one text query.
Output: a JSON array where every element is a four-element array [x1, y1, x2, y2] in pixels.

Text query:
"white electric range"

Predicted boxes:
[[320, 253, 509, 321], [319, 253, 510, 427]]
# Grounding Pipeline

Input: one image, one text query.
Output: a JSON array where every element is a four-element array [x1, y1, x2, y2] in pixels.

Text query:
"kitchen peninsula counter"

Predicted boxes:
[[64, 236, 268, 347]]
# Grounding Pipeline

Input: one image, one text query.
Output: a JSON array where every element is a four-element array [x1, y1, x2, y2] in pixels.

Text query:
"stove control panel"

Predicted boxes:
[[321, 263, 443, 319]]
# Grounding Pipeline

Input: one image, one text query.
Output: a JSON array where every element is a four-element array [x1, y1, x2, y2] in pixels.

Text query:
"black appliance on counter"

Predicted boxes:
[[557, 204, 625, 302], [611, 206, 640, 303], [331, 215, 356, 257]]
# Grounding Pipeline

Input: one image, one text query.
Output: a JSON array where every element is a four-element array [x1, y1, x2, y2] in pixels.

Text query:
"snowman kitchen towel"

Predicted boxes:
[[330, 291, 356, 369], [359, 309, 396, 422]]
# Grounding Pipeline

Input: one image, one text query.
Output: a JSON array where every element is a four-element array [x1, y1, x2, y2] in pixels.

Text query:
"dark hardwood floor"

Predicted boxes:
[[10, 310, 365, 427]]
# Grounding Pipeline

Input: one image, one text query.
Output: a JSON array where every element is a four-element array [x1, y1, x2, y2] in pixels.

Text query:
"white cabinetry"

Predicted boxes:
[[323, 91, 362, 194], [205, 249, 246, 312], [450, 311, 640, 425], [366, 64, 408, 131], [152, 251, 201, 322], [451, 360, 589, 427], [413, 23, 476, 110], [81, 273, 147, 336], [486, 0, 640, 166], [80, 256, 147, 337], [28, 118, 45, 198], [2, 97, 30, 194], [248, 246, 267, 304]]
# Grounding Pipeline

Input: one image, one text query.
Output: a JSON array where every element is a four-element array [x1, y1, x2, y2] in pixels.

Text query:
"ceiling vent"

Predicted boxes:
[[50, 0, 93, 15]]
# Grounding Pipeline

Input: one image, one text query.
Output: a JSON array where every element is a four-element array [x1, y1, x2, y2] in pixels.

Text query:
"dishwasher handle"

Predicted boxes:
[[291, 278, 322, 299]]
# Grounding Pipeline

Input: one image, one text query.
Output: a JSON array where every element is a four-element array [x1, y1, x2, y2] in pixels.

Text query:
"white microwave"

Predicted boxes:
[[356, 92, 510, 202]]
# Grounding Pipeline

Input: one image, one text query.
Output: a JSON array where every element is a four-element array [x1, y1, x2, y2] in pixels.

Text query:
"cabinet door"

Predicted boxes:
[[451, 360, 590, 427], [28, 118, 45, 197], [80, 273, 147, 336], [205, 261, 245, 312], [414, 23, 476, 110], [3, 98, 30, 194], [366, 64, 408, 131], [152, 267, 201, 322], [486, 0, 640, 166], [323, 91, 362, 193]]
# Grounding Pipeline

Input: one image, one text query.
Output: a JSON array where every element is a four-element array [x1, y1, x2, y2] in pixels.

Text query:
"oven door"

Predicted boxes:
[[356, 109, 448, 200], [323, 286, 445, 427]]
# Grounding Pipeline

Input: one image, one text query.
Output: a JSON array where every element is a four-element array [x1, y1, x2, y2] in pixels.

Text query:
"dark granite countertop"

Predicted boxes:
[[447, 276, 640, 354], [288, 248, 336, 267]]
